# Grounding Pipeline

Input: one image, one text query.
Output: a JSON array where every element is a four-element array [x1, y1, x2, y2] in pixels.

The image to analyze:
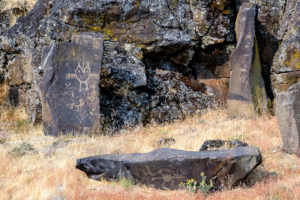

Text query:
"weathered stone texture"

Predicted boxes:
[[228, 3, 267, 117], [76, 147, 262, 190], [276, 83, 300, 154], [0, 0, 294, 129], [271, 0, 300, 95], [39, 33, 103, 136]]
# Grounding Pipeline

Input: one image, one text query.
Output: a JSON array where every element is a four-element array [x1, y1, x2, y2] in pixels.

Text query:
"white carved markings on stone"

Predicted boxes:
[[66, 61, 100, 92]]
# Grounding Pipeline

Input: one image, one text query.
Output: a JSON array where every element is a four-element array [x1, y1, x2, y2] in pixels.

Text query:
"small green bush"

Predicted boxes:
[[119, 176, 133, 190], [9, 142, 34, 157], [180, 172, 213, 196]]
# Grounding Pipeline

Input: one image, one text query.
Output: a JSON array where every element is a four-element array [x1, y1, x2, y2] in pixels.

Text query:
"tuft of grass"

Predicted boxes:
[[119, 176, 133, 190], [9, 142, 34, 157], [15, 119, 32, 133]]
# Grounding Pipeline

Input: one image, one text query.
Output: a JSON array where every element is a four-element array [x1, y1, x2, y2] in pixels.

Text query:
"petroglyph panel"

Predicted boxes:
[[76, 147, 262, 190], [39, 32, 104, 136]]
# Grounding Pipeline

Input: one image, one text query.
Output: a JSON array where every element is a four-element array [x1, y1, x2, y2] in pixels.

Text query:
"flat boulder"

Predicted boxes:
[[276, 83, 300, 154], [38, 32, 104, 136], [76, 147, 262, 190]]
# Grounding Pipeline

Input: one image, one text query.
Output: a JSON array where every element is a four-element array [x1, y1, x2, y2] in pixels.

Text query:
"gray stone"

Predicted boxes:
[[276, 87, 300, 154], [288, 82, 300, 91], [157, 138, 176, 147], [38, 32, 103, 136], [227, 3, 267, 118], [199, 139, 248, 151], [76, 147, 262, 190]]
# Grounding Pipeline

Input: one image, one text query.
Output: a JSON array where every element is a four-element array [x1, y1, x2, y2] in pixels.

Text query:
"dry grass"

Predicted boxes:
[[0, 82, 9, 105], [0, 106, 299, 200]]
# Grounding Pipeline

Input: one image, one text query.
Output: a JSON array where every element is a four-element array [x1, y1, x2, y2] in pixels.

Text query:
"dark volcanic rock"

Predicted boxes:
[[76, 147, 262, 190], [271, 0, 300, 95], [0, 0, 236, 129], [276, 83, 300, 154], [1, 0, 292, 130], [199, 139, 248, 151], [227, 3, 267, 117], [38, 33, 103, 136]]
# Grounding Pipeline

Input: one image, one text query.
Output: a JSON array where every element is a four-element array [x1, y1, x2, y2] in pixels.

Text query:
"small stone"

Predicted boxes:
[[157, 138, 176, 146], [199, 139, 248, 151]]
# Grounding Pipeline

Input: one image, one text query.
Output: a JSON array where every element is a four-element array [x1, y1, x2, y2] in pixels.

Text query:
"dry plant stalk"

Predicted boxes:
[[0, 82, 9, 105]]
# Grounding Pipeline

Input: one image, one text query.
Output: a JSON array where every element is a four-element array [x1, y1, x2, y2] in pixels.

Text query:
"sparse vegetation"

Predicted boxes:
[[1, 105, 300, 199], [180, 173, 213, 196], [9, 142, 34, 157], [119, 176, 133, 190]]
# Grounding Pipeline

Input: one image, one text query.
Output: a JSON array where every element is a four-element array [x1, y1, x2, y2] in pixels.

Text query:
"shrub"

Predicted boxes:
[[9, 142, 34, 157], [119, 176, 133, 190], [179, 172, 213, 196]]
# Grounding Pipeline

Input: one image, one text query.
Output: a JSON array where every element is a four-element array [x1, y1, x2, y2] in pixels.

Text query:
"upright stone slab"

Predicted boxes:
[[276, 83, 300, 154], [39, 33, 104, 136], [227, 3, 267, 117]]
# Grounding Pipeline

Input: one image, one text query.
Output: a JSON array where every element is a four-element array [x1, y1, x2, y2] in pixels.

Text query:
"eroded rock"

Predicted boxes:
[[39, 33, 103, 136], [276, 83, 300, 154], [76, 147, 262, 190], [227, 3, 267, 118]]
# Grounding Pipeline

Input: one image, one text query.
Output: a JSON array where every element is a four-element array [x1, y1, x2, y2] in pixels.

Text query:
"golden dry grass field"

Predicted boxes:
[[1, 101, 300, 200]]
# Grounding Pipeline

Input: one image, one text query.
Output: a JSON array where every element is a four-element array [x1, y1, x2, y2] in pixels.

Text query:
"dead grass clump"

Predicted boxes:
[[0, 82, 9, 105]]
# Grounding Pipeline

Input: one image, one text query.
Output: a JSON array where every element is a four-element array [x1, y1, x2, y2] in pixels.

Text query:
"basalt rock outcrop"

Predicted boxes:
[[39, 33, 103, 136], [0, 0, 297, 129], [276, 82, 300, 154], [271, 0, 300, 95], [76, 147, 262, 190], [0, 0, 237, 129]]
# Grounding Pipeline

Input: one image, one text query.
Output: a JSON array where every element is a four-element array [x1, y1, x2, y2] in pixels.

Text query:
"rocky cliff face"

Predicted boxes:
[[0, 0, 295, 130]]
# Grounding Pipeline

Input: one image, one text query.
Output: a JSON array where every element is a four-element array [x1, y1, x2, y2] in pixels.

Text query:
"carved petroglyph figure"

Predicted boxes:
[[39, 33, 104, 136], [66, 61, 100, 92], [68, 99, 85, 111]]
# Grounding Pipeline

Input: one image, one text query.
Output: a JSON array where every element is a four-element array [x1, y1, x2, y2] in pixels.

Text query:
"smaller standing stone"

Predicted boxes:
[[227, 3, 267, 117], [39, 33, 104, 136], [276, 83, 300, 154]]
